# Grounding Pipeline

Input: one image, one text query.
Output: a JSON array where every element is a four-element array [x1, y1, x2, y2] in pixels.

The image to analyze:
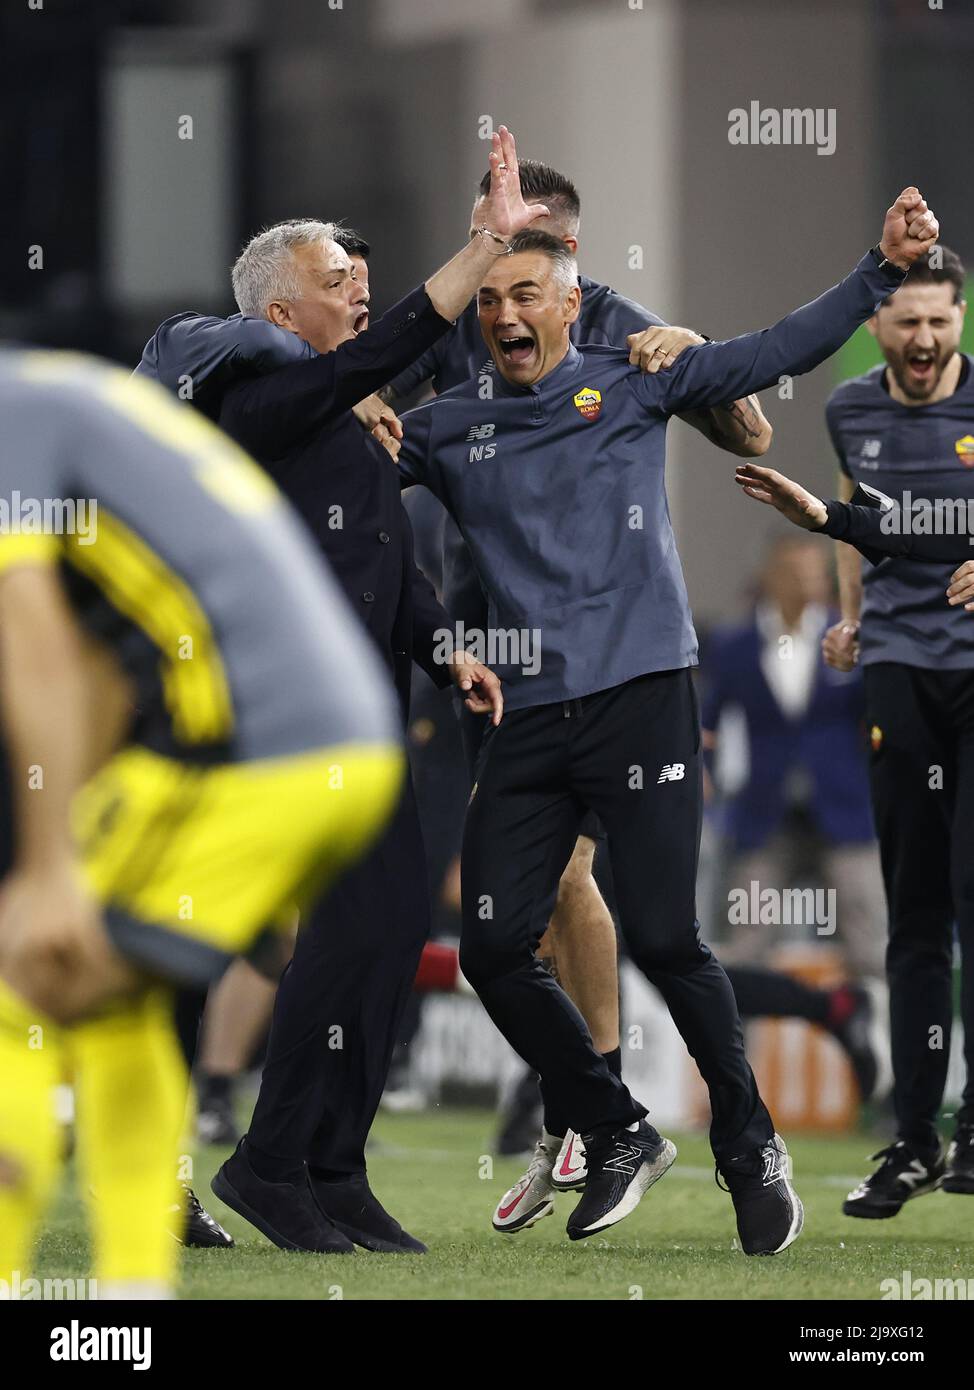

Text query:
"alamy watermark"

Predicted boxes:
[[50, 1320, 151, 1370], [433, 622, 541, 678], [881, 1269, 974, 1300], [728, 102, 836, 157], [0, 493, 97, 544], [728, 880, 836, 936], [0, 1270, 98, 1300], [873, 493, 974, 539]]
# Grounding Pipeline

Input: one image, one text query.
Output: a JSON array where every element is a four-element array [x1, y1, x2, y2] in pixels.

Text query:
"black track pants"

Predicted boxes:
[[460, 669, 773, 1160]]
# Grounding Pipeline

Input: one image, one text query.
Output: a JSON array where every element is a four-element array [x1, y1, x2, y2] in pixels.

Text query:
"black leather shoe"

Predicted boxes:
[[308, 1171, 427, 1253], [211, 1141, 355, 1253], [176, 1183, 234, 1248]]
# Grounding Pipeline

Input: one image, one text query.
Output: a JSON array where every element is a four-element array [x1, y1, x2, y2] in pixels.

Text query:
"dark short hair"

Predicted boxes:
[[504, 230, 578, 290], [331, 224, 370, 259], [888, 243, 966, 304], [477, 160, 580, 232]]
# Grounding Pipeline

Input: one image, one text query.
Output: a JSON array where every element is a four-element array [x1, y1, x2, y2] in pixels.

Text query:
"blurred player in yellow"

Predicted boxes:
[[0, 349, 404, 1298]]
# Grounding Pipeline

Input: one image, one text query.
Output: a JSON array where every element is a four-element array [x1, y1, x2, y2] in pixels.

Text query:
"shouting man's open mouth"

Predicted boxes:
[[497, 332, 537, 367]]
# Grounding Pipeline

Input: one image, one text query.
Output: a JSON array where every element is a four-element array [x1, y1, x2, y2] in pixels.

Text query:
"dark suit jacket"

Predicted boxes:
[[218, 286, 455, 717], [701, 608, 875, 852]]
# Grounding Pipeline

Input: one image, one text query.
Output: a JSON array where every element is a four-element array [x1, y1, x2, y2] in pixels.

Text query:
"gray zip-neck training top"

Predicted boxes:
[[398, 250, 906, 710]]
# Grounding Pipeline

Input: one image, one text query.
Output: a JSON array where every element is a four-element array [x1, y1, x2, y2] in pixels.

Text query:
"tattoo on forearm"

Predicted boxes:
[[718, 394, 762, 439]]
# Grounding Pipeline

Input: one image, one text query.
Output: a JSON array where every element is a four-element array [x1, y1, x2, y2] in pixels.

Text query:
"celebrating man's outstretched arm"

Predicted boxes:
[[627, 189, 939, 418]]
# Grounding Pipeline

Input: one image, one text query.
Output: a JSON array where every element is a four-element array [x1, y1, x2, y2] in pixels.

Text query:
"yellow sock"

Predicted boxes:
[[70, 986, 187, 1291], [0, 977, 64, 1288]]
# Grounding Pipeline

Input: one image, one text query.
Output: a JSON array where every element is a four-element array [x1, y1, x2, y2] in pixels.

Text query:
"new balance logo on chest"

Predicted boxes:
[[858, 438, 882, 469], [466, 422, 497, 462]]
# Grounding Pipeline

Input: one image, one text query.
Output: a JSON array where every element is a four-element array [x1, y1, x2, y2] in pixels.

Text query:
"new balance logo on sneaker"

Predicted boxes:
[[604, 1144, 641, 1176], [566, 1120, 676, 1241], [657, 763, 685, 784], [762, 1145, 793, 1187], [843, 1141, 945, 1219], [718, 1134, 803, 1256]]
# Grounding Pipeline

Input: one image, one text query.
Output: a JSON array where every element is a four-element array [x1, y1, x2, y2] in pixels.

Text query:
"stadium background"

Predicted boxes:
[[5, 0, 974, 612], [5, 0, 974, 1299]]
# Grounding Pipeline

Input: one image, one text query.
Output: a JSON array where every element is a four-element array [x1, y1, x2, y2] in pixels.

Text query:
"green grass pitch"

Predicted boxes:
[[32, 1109, 973, 1301]]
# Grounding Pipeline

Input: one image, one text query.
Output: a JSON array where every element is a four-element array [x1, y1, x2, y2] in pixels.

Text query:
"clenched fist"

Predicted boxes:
[[878, 188, 939, 271]]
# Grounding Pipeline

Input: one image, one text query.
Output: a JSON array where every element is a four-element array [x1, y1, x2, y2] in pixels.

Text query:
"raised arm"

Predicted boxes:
[[634, 190, 937, 418], [218, 287, 454, 459]]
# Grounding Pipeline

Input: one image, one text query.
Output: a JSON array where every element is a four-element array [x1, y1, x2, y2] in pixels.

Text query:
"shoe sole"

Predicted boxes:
[[550, 1174, 587, 1193], [492, 1197, 555, 1234], [327, 1215, 428, 1254], [568, 1138, 677, 1240], [842, 1176, 943, 1219], [210, 1168, 354, 1254], [942, 1174, 974, 1194], [180, 1225, 234, 1249], [167, 1224, 234, 1249]]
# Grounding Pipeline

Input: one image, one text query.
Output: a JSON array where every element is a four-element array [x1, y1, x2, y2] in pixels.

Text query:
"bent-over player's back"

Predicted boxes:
[[0, 350, 400, 764]]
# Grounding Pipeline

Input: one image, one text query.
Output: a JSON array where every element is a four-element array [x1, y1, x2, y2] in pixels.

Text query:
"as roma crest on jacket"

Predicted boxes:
[[955, 434, 974, 468], [573, 387, 602, 422]]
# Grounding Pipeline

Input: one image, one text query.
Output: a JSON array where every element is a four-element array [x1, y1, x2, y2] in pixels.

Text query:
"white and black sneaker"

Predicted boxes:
[[550, 1130, 587, 1192], [492, 1130, 561, 1233], [843, 1141, 944, 1218], [718, 1133, 803, 1255], [566, 1119, 676, 1241]]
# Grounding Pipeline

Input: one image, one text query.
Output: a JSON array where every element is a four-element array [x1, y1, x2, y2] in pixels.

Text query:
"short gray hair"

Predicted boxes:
[[506, 230, 578, 295], [231, 218, 338, 318]]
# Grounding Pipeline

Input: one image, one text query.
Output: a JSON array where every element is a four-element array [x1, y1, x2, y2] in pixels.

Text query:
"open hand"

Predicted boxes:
[[478, 126, 550, 241], [734, 462, 828, 530]]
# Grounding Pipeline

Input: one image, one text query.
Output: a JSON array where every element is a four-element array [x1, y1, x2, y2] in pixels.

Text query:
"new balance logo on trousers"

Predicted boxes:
[[657, 763, 685, 783]]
